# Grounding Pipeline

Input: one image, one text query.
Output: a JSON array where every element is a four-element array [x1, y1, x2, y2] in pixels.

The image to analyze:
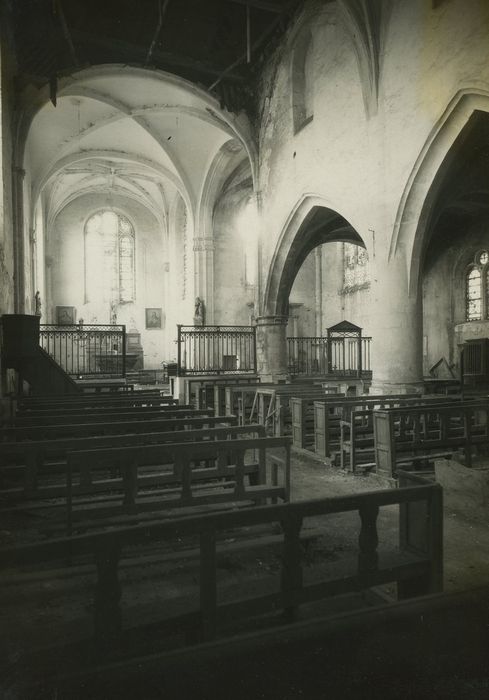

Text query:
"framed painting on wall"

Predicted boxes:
[[56, 306, 76, 325], [145, 308, 162, 329]]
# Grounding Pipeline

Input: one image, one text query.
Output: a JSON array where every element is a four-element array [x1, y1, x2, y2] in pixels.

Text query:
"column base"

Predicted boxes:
[[369, 380, 424, 395], [259, 373, 290, 384]]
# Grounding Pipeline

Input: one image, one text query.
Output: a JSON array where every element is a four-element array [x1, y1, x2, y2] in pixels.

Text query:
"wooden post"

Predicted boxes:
[[200, 528, 217, 641], [122, 460, 138, 510], [358, 504, 379, 575], [281, 514, 303, 621], [94, 535, 122, 652], [427, 484, 444, 593]]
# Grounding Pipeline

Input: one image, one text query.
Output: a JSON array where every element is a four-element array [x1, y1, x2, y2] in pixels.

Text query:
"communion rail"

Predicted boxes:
[[39, 324, 126, 378], [177, 325, 257, 375]]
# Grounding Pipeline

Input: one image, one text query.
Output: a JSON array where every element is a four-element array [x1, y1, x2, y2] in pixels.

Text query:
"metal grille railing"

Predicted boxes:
[[287, 336, 372, 376], [177, 325, 256, 375], [40, 324, 126, 378]]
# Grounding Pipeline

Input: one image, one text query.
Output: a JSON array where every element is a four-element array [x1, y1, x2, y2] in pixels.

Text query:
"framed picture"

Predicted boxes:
[[56, 306, 76, 325], [145, 307, 162, 329]]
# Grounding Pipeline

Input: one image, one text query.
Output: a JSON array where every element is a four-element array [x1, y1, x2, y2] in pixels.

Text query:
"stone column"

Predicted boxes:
[[369, 257, 423, 394], [12, 167, 26, 312], [315, 246, 323, 336], [193, 237, 214, 324], [255, 315, 289, 382]]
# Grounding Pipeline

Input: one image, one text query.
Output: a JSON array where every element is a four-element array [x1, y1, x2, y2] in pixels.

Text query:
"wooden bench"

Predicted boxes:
[[182, 375, 259, 410], [0, 415, 238, 442], [12, 407, 210, 427], [313, 394, 457, 459], [256, 385, 328, 436], [373, 401, 489, 478], [75, 381, 136, 393], [291, 394, 346, 449], [312, 395, 414, 457], [15, 394, 176, 413], [224, 383, 272, 423], [0, 483, 442, 684], [339, 396, 467, 473], [0, 424, 266, 500], [62, 436, 291, 534], [14, 399, 183, 418]]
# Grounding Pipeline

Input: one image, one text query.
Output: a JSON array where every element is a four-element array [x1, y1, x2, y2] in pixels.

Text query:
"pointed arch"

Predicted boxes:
[[389, 88, 489, 296], [263, 194, 367, 316]]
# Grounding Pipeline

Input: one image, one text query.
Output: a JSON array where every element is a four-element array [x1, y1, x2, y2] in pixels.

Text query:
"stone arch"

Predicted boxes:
[[263, 194, 367, 317], [389, 89, 489, 296]]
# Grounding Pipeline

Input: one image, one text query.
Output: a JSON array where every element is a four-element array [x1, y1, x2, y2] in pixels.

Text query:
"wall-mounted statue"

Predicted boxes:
[[194, 296, 205, 326], [34, 291, 42, 317], [110, 300, 118, 325]]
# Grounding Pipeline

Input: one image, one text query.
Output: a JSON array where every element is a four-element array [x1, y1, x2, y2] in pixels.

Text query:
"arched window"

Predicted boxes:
[[291, 29, 314, 133], [85, 211, 135, 304], [465, 250, 489, 321]]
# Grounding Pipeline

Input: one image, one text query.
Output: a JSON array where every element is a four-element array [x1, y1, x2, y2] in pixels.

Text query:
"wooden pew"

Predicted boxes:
[[313, 395, 457, 459], [182, 375, 259, 410], [76, 381, 135, 393], [339, 396, 468, 473], [12, 407, 209, 427], [254, 384, 327, 436], [0, 424, 266, 499], [62, 436, 290, 534], [0, 415, 238, 442], [0, 483, 442, 683], [15, 393, 175, 413], [373, 401, 489, 479], [17, 388, 162, 405], [14, 400, 184, 418], [224, 384, 270, 423], [291, 394, 346, 449]]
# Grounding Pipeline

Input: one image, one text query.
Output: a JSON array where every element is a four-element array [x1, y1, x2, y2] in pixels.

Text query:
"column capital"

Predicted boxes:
[[13, 166, 26, 179]]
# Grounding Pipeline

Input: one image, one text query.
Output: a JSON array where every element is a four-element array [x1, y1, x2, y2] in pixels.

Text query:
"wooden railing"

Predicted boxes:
[[40, 324, 126, 378]]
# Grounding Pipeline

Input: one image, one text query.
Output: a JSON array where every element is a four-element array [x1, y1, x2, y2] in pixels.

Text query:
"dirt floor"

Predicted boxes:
[[1, 447, 489, 699], [291, 449, 489, 593]]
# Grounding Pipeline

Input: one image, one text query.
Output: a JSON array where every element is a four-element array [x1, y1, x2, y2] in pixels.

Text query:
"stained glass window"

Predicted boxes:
[[466, 267, 482, 321], [465, 251, 489, 322]]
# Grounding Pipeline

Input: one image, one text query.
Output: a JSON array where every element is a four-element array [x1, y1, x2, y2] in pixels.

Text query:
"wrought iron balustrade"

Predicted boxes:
[[40, 324, 126, 378], [287, 335, 372, 376], [177, 325, 256, 375]]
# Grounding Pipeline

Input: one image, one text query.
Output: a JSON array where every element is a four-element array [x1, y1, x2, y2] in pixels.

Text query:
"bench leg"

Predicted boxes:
[[94, 537, 122, 653]]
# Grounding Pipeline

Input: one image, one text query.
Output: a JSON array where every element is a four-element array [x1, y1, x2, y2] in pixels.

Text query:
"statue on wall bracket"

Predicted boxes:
[[34, 291, 42, 317], [194, 297, 205, 326]]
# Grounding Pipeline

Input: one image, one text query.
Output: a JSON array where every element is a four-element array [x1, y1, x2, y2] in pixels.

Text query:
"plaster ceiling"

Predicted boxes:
[[24, 66, 254, 232]]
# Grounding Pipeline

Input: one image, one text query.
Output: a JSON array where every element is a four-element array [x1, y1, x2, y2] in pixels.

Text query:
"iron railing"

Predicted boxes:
[[40, 324, 126, 378], [287, 336, 372, 376], [177, 325, 256, 375]]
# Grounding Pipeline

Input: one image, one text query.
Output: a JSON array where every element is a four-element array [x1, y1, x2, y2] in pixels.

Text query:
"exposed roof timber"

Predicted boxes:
[[208, 0, 297, 90], [225, 0, 284, 12], [71, 30, 245, 82], [145, 0, 171, 65], [55, 0, 80, 68]]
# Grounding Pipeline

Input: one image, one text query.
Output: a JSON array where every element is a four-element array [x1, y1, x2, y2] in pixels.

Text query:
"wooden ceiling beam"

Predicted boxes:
[[71, 30, 246, 82]]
